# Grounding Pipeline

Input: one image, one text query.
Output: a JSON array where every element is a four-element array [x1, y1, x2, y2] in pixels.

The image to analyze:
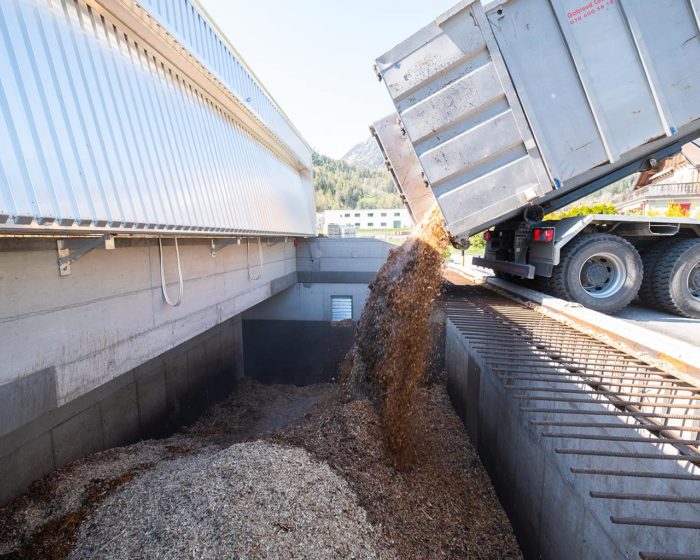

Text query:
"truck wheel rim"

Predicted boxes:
[[689, 261, 700, 302], [578, 252, 626, 299]]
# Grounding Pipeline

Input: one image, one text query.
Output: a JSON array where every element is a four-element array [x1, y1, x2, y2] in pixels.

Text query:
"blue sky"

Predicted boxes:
[[198, 0, 456, 159]]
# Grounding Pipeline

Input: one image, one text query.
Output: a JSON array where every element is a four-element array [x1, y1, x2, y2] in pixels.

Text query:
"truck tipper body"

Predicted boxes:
[[374, 0, 700, 318]]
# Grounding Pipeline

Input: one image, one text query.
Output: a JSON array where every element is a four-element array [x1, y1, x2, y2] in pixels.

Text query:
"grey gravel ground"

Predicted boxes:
[[69, 441, 393, 560]]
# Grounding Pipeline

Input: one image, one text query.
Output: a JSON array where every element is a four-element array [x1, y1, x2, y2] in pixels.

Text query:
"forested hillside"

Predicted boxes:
[[315, 143, 642, 214], [574, 174, 638, 205], [313, 152, 401, 211]]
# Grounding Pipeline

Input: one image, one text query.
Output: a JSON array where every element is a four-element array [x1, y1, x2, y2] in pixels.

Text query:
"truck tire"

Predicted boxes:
[[638, 240, 675, 309], [550, 233, 643, 313], [649, 238, 700, 318]]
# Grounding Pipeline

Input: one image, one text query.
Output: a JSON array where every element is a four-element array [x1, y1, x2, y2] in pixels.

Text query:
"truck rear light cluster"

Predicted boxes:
[[532, 227, 554, 243]]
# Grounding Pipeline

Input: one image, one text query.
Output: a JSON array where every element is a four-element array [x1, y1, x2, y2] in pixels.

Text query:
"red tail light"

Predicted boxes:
[[484, 231, 492, 241], [532, 228, 554, 243]]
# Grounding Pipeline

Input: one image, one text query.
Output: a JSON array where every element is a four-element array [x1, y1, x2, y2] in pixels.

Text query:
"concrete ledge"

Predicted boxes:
[[270, 271, 298, 294], [0, 238, 295, 409], [297, 271, 377, 284], [448, 265, 700, 383]]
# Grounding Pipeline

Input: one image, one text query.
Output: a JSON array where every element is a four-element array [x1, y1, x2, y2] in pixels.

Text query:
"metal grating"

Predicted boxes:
[[445, 285, 700, 560]]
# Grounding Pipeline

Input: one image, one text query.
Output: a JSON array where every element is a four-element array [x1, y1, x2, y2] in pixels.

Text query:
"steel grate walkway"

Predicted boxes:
[[444, 284, 700, 560]]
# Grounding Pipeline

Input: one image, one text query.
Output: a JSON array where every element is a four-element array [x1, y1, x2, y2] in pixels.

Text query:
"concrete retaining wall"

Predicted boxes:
[[296, 238, 393, 285], [0, 236, 393, 503], [0, 315, 243, 504], [243, 320, 353, 385], [445, 319, 700, 559], [0, 237, 295, 427], [0, 236, 295, 504], [243, 283, 371, 322], [242, 238, 393, 386], [241, 282, 366, 387]]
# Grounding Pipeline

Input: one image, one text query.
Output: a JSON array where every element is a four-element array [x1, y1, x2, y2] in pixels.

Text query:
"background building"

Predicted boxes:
[[615, 142, 700, 216], [320, 208, 412, 233]]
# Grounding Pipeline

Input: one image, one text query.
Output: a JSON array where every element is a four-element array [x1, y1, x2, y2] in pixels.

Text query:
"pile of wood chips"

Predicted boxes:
[[273, 380, 522, 560], [0, 379, 520, 559]]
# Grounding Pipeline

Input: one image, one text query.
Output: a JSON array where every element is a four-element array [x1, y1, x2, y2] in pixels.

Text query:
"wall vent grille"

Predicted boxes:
[[331, 296, 353, 322]]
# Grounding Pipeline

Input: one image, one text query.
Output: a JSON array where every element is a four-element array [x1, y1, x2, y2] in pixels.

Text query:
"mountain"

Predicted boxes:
[[313, 152, 401, 212], [341, 136, 385, 169]]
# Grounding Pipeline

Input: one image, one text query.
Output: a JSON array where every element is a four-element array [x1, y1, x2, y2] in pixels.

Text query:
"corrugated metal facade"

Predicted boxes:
[[0, 0, 315, 236], [139, 0, 310, 166]]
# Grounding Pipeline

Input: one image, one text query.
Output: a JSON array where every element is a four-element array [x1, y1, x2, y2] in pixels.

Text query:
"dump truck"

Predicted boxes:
[[373, 0, 700, 318]]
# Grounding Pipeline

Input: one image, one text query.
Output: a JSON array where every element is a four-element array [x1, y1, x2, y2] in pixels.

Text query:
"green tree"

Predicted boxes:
[[545, 203, 618, 220], [312, 151, 401, 211]]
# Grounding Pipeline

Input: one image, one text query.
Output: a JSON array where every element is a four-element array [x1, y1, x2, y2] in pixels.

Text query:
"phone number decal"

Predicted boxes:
[[567, 0, 615, 25]]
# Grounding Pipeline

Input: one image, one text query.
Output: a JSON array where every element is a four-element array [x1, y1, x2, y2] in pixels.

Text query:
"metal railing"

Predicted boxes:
[[616, 183, 700, 205]]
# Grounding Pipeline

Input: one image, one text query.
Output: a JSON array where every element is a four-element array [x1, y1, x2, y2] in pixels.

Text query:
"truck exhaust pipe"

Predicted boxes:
[[523, 205, 545, 225]]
